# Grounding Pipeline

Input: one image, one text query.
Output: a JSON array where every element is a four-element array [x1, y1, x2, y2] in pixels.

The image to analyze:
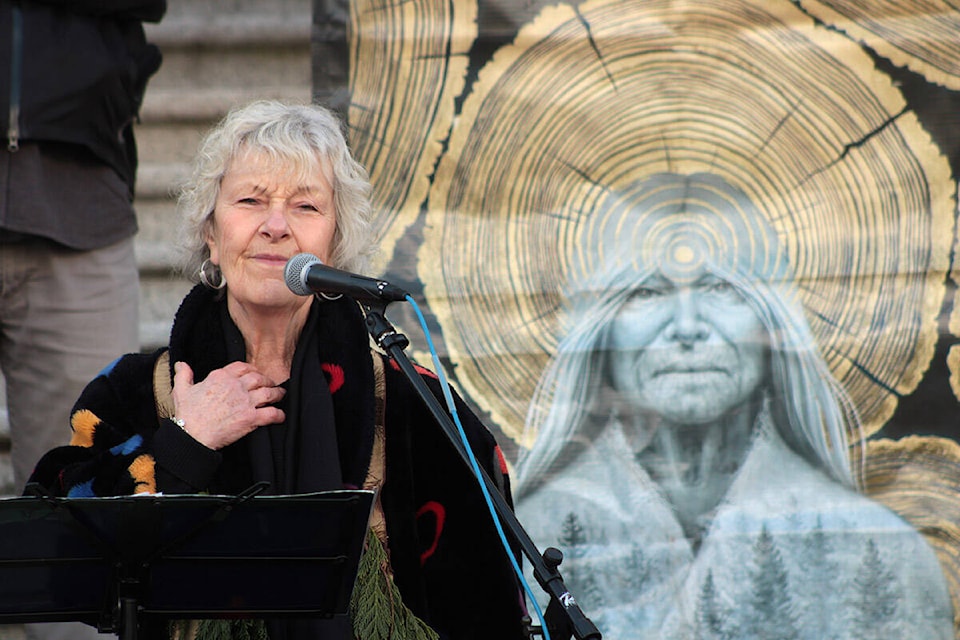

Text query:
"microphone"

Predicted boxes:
[[284, 253, 409, 303]]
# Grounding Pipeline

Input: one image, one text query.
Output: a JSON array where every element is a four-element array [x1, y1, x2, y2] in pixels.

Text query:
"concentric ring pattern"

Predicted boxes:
[[420, 0, 954, 445], [348, 0, 476, 270], [796, 0, 960, 90]]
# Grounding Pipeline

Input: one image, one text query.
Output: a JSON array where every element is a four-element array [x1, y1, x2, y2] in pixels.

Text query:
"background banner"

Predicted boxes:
[[315, 1, 960, 636]]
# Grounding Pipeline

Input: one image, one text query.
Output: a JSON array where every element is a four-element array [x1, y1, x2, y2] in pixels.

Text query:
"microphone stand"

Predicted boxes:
[[362, 301, 601, 640]]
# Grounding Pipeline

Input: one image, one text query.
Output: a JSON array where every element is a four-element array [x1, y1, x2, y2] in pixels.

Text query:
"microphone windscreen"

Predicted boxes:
[[284, 253, 322, 296]]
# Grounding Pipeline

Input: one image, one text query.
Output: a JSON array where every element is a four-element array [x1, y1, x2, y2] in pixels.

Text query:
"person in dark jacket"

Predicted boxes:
[[28, 100, 527, 640], [0, 3, 164, 639]]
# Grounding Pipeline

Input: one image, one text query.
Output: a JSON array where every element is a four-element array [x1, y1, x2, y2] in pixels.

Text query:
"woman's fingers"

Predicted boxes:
[[250, 384, 286, 408], [253, 405, 285, 426], [170, 360, 286, 449], [173, 360, 195, 387]]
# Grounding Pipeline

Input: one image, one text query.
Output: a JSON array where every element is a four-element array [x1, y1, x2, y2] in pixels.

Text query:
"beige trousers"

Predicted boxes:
[[0, 237, 139, 640]]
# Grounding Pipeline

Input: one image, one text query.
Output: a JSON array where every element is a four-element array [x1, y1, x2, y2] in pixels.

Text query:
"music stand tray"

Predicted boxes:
[[0, 486, 373, 638]]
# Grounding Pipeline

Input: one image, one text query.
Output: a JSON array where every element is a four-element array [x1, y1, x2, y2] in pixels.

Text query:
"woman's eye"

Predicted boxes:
[[630, 287, 661, 300], [701, 281, 750, 306], [704, 281, 734, 294], [615, 288, 665, 322]]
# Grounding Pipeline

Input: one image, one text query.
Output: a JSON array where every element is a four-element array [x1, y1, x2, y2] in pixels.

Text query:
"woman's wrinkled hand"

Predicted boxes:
[[169, 360, 286, 450]]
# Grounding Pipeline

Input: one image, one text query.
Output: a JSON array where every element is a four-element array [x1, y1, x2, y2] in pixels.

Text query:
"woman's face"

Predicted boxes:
[[606, 269, 768, 425], [206, 148, 338, 313]]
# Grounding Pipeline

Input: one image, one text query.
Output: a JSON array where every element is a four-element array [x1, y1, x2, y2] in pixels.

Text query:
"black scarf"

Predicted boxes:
[[226, 302, 342, 494], [169, 286, 379, 639], [169, 285, 377, 496]]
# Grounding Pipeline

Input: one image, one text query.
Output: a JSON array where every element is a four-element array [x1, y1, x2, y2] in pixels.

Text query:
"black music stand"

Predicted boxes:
[[0, 484, 373, 639]]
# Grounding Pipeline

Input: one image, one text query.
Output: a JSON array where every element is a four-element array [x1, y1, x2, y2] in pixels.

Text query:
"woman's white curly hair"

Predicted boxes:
[[176, 100, 377, 280]]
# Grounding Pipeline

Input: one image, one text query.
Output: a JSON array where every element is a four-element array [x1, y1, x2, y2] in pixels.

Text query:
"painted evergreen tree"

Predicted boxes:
[[557, 512, 588, 599], [697, 570, 734, 640], [798, 516, 838, 579], [555, 512, 606, 609], [578, 568, 605, 610], [797, 515, 839, 638], [743, 525, 798, 640], [846, 538, 900, 640], [558, 511, 587, 549]]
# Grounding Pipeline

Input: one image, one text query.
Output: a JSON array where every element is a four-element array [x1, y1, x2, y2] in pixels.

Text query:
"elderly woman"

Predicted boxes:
[[28, 101, 525, 640], [515, 173, 954, 639]]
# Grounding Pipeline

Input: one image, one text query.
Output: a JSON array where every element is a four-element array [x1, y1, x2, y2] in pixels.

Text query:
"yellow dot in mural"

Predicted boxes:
[[674, 244, 695, 265]]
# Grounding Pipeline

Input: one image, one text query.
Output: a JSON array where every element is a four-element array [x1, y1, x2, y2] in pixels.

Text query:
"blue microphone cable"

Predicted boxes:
[[405, 295, 551, 640]]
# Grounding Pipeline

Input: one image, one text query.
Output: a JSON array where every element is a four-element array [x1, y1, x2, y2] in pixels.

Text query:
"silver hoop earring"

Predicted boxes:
[[198, 258, 226, 290], [318, 292, 343, 301]]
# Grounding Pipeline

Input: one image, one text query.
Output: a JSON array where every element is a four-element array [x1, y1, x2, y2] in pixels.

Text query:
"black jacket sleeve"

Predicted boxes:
[[23, 0, 166, 23]]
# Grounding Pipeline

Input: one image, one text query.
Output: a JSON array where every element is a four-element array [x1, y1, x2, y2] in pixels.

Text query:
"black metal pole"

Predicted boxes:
[[119, 596, 138, 640], [362, 305, 601, 640]]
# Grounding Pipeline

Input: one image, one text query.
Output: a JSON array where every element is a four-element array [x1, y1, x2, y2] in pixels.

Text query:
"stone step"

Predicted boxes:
[[140, 86, 311, 125], [135, 160, 190, 201], [146, 14, 310, 48], [133, 87, 312, 164], [146, 0, 312, 43], [143, 46, 311, 93], [133, 196, 181, 272], [140, 275, 195, 350]]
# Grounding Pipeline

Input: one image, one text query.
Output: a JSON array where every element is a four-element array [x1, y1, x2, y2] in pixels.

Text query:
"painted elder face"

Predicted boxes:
[[606, 264, 769, 426]]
